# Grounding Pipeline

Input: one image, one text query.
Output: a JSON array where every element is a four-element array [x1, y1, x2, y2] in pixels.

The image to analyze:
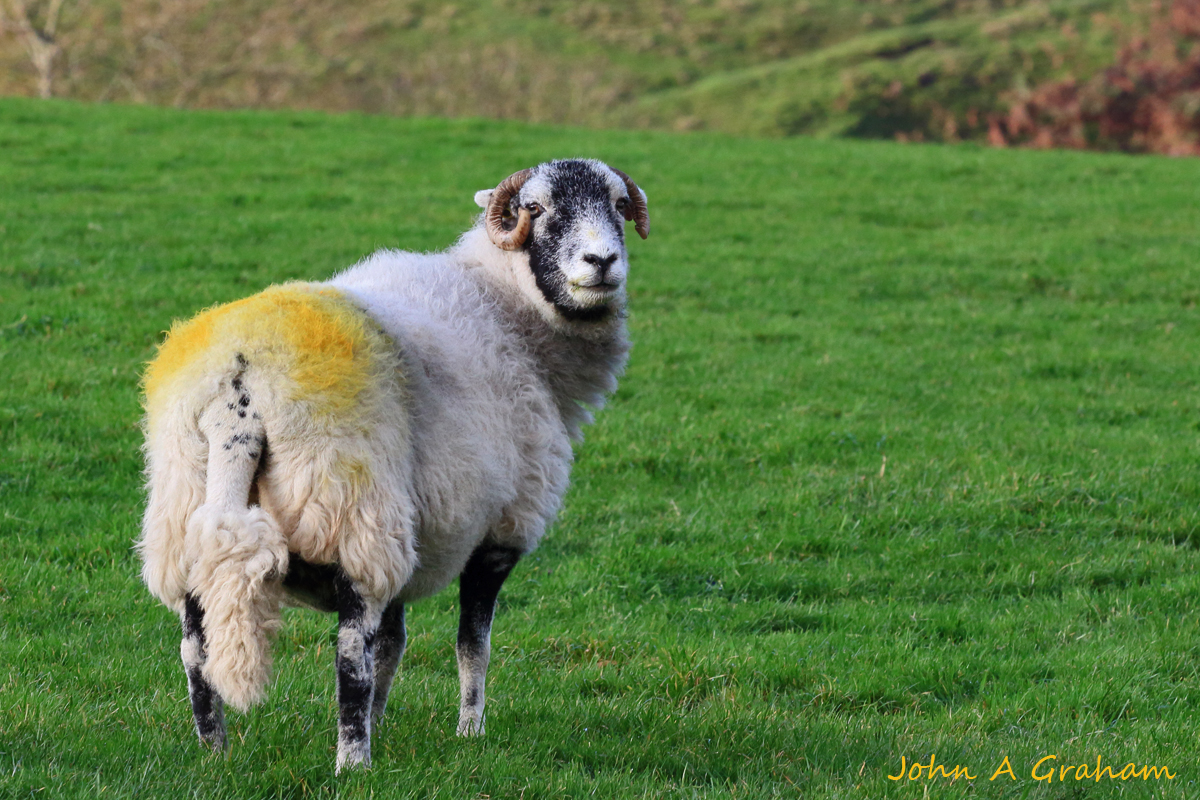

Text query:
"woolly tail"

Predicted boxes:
[[185, 391, 288, 713]]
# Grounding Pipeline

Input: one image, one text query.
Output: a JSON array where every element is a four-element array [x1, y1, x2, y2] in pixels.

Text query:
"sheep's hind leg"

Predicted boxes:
[[334, 570, 383, 773], [372, 600, 405, 722], [181, 592, 227, 750], [456, 543, 520, 736]]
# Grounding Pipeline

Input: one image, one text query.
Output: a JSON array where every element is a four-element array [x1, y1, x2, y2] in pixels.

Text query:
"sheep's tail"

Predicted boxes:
[[185, 375, 288, 713]]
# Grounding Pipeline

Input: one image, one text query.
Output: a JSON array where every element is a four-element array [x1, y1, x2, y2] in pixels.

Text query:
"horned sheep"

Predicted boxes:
[[137, 159, 650, 771]]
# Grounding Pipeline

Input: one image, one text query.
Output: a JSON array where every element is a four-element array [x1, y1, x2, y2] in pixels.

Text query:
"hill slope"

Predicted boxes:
[[1, 0, 1132, 140]]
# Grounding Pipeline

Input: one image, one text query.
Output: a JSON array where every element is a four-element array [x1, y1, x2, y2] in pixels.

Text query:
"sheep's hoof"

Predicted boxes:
[[198, 730, 227, 752], [335, 750, 371, 774], [371, 695, 391, 723], [456, 713, 485, 737]]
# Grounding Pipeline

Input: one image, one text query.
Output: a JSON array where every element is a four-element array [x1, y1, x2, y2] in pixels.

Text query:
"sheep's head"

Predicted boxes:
[[474, 159, 649, 322]]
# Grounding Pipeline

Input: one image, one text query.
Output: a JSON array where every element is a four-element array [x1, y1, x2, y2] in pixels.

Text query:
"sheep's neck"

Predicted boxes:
[[522, 309, 630, 440], [456, 229, 632, 439], [482, 290, 629, 440]]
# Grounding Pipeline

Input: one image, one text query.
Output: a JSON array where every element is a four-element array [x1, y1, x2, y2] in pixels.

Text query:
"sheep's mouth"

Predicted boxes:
[[565, 281, 622, 313], [571, 280, 621, 292]]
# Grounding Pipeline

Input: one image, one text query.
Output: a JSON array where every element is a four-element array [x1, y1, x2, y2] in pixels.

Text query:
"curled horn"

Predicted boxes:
[[610, 167, 650, 239], [485, 168, 534, 251]]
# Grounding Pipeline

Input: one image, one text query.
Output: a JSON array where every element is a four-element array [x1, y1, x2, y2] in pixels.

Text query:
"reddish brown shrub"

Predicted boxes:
[[996, 1, 1200, 155]]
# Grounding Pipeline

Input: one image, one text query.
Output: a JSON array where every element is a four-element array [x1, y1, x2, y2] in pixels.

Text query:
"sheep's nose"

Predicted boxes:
[[582, 252, 618, 270]]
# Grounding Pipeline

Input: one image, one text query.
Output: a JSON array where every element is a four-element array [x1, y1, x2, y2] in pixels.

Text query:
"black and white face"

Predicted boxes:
[[476, 159, 645, 322]]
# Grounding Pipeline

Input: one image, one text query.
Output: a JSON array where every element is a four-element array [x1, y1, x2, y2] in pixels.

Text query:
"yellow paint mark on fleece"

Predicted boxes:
[[143, 283, 395, 419]]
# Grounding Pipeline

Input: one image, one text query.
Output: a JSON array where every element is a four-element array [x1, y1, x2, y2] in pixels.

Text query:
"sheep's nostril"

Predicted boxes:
[[582, 252, 618, 269]]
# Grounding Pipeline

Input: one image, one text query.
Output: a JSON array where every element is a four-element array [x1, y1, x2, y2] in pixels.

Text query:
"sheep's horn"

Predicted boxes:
[[610, 167, 650, 239], [485, 168, 534, 251]]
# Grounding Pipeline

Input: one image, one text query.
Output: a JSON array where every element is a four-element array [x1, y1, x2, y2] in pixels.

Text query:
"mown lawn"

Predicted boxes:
[[2, 97, 1199, 799]]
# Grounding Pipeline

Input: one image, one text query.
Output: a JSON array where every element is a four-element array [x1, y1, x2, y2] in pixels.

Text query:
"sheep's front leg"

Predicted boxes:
[[456, 543, 520, 736], [181, 592, 227, 749], [334, 571, 383, 773], [372, 600, 405, 722]]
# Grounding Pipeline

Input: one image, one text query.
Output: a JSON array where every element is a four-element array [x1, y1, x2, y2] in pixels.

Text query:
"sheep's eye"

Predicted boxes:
[[526, 202, 544, 218], [615, 197, 630, 214]]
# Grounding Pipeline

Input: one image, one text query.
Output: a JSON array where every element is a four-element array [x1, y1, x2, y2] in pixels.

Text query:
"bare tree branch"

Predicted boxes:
[[1, 0, 70, 98]]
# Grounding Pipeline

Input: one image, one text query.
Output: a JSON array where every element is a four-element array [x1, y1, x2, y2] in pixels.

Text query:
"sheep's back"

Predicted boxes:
[[144, 282, 398, 433]]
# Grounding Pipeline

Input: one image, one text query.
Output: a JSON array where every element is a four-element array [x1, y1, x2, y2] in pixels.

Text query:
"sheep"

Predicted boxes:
[[138, 159, 650, 772]]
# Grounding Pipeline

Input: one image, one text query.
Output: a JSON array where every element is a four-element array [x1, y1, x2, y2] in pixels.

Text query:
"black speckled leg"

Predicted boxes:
[[372, 600, 406, 722], [181, 593, 226, 750], [334, 570, 381, 773], [456, 543, 520, 736]]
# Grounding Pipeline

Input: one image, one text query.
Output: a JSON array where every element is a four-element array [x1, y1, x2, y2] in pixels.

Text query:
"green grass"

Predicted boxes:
[[3, 97, 1200, 798]]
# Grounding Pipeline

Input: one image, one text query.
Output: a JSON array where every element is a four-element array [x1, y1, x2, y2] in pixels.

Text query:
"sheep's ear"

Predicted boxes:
[[474, 190, 493, 209]]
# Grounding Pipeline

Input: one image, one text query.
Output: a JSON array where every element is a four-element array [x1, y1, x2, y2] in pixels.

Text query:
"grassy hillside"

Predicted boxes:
[[3, 98, 1200, 798], [0, 0, 1135, 140], [624, 1, 1128, 139]]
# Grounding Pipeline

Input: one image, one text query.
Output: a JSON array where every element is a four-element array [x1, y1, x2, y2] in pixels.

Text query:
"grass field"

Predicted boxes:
[[3, 97, 1200, 798]]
